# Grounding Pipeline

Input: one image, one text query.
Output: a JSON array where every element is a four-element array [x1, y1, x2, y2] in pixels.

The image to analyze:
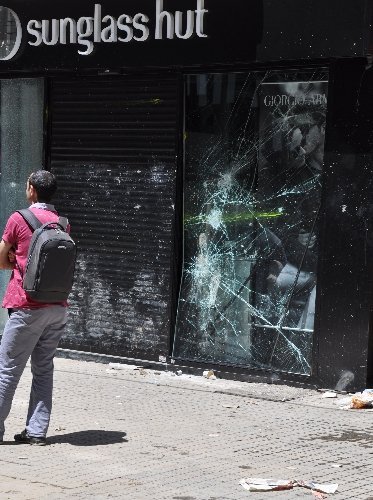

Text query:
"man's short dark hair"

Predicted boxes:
[[28, 170, 57, 203]]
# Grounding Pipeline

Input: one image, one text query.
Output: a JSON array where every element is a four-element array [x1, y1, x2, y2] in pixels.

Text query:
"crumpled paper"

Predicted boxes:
[[239, 478, 294, 492], [336, 389, 373, 409], [239, 477, 338, 494], [297, 480, 338, 494]]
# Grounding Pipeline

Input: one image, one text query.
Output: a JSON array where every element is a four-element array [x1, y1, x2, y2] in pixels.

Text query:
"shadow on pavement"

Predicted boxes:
[[48, 430, 128, 446]]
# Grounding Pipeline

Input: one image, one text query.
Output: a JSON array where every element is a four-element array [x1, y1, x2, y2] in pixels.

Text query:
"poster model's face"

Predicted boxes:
[[173, 71, 328, 375]]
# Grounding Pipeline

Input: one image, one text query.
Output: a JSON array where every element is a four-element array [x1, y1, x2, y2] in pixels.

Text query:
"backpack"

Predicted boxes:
[[17, 209, 77, 303]]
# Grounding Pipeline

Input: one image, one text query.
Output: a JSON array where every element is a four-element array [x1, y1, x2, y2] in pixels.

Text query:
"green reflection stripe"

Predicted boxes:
[[184, 212, 283, 225]]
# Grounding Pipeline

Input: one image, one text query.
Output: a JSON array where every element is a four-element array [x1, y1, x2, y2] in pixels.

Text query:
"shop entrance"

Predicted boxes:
[[49, 75, 178, 360]]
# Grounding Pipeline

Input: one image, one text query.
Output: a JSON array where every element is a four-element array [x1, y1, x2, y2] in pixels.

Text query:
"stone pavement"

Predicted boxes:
[[0, 357, 373, 500]]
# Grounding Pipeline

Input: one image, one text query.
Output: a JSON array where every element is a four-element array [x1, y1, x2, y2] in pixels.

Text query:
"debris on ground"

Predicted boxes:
[[176, 370, 183, 376], [108, 363, 138, 371], [239, 478, 294, 491], [239, 478, 338, 494], [322, 391, 338, 399], [336, 389, 373, 409], [297, 481, 338, 494], [203, 370, 216, 380]]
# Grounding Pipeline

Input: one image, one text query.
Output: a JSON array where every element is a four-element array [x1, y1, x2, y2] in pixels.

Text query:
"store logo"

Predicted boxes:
[[26, 1, 208, 56], [0, 1, 208, 60], [0, 6, 22, 60]]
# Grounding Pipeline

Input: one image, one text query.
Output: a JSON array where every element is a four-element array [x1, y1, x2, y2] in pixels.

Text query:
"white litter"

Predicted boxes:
[[335, 389, 373, 409], [239, 478, 294, 492], [322, 391, 337, 398], [239, 478, 338, 494]]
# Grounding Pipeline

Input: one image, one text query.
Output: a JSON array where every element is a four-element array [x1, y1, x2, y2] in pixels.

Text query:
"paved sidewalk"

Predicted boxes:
[[0, 357, 373, 500]]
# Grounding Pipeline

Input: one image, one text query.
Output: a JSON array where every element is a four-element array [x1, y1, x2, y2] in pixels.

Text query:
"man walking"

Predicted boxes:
[[0, 170, 68, 445]]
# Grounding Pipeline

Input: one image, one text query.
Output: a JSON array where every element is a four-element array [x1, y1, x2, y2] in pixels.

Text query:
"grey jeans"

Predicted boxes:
[[0, 306, 67, 439]]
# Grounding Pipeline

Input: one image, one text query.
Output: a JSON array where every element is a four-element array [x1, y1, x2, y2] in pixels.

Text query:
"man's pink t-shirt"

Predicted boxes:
[[2, 204, 67, 309]]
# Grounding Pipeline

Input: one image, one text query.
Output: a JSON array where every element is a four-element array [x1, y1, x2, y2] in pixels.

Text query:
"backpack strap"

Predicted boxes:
[[17, 209, 42, 232], [17, 209, 68, 232]]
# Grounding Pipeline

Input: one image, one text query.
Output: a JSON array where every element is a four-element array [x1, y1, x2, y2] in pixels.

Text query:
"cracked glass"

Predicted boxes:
[[173, 70, 328, 375]]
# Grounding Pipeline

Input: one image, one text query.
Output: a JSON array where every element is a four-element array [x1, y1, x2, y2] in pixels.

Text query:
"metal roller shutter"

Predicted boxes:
[[48, 75, 179, 361]]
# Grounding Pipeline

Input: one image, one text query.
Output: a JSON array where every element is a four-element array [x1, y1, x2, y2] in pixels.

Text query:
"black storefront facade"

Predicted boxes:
[[0, 0, 373, 391]]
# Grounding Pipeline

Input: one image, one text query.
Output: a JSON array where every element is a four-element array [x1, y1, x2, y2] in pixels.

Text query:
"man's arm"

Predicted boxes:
[[0, 240, 15, 270]]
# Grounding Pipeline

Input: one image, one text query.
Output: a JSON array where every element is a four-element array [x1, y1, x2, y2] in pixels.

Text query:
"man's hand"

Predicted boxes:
[[0, 240, 16, 270], [8, 248, 16, 263]]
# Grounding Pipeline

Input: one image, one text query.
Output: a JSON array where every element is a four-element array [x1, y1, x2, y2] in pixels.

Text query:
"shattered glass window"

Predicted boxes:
[[173, 70, 328, 375]]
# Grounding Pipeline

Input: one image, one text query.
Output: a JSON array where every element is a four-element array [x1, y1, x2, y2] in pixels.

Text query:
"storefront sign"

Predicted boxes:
[[0, 0, 370, 71], [27, 1, 208, 56], [0, 1, 208, 59]]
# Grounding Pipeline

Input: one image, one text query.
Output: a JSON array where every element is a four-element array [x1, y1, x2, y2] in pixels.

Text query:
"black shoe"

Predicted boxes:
[[14, 429, 47, 446]]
